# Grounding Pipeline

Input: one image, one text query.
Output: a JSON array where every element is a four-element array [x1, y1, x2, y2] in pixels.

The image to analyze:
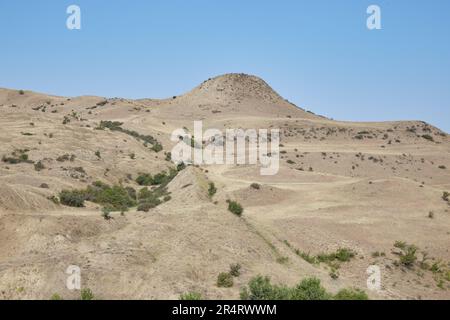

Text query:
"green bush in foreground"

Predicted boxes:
[[290, 278, 331, 300], [179, 292, 203, 300], [217, 272, 234, 288], [240, 275, 368, 301], [59, 190, 85, 207]]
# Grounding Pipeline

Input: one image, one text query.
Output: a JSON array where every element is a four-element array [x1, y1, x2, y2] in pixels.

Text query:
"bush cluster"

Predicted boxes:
[[240, 276, 368, 300]]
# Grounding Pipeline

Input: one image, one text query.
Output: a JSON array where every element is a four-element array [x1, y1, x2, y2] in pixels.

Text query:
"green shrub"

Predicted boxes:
[[394, 241, 418, 267], [95, 150, 101, 159], [125, 186, 137, 200], [88, 185, 135, 211], [229, 263, 241, 277], [50, 293, 63, 300], [334, 288, 368, 300], [317, 248, 356, 264], [208, 182, 217, 198], [334, 248, 356, 262], [59, 183, 136, 210], [228, 200, 243, 216], [179, 292, 203, 300], [136, 169, 177, 186], [19, 90, 25, 95], [217, 272, 234, 288], [422, 134, 434, 142], [400, 245, 418, 267], [297, 251, 318, 264], [101, 207, 112, 220], [59, 190, 85, 207], [97, 121, 162, 152], [137, 199, 161, 212], [290, 277, 331, 300], [329, 268, 339, 279], [136, 173, 153, 186], [240, 276, 290, 300], [47, 196, 60, 205], [80, 288, 94, 300], [34, 161, 45, 171], [443, 192, 449, 202], [2, 150, 33, 164], [241, 276, 368, 301], [250, 183, 261, 190], [151, 143, 163, 153]]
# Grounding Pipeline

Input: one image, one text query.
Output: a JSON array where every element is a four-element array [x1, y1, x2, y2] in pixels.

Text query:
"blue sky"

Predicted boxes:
[[1, 1, 449, 132]]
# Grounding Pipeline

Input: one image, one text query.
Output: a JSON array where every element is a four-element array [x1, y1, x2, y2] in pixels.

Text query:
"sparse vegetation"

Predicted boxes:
[[34, 160, 45, 171], [250, 183, 261, 190], [284, 241, 356, 269], [97, 121, 163, 152]]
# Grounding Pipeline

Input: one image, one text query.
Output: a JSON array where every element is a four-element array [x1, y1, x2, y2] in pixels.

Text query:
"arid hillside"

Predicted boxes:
[[0, 74, 449, 300]]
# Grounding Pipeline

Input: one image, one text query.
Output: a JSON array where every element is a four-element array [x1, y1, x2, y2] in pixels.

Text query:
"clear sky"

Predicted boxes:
[[1, 0, 449, 132]]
